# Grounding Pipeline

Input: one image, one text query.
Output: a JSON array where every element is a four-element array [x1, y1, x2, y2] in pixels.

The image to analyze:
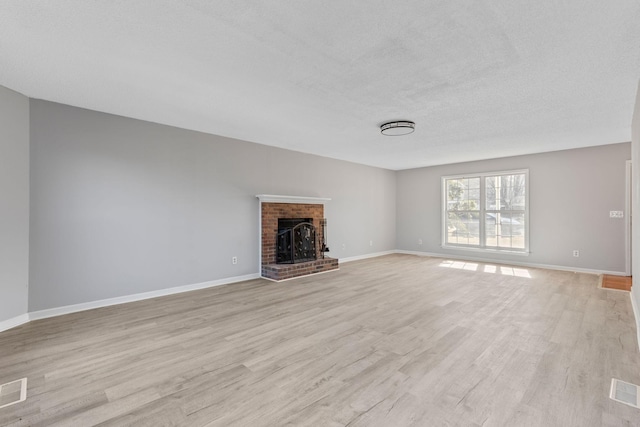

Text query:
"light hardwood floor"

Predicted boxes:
[[1, 254, 640, 426]]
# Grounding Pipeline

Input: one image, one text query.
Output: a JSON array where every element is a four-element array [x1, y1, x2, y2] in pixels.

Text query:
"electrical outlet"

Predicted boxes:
[[342, 243, 346, 251], [418, 238, 423, 245], [369, 240, 373, 246], [573, 250, 579, 257], [232, 256, 238, 265], [610, 211, 624, 218]]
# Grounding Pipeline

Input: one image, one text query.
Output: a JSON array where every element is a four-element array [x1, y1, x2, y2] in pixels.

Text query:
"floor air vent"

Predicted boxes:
[[610, 378, 640, 409], [0, 378, 27, 409]]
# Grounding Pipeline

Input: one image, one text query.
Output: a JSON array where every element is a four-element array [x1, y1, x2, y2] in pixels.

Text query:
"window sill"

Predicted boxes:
[[441, 245, 530, 256]]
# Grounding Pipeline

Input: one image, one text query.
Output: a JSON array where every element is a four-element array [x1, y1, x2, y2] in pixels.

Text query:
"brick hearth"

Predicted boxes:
[[262, 257, 339, 281]]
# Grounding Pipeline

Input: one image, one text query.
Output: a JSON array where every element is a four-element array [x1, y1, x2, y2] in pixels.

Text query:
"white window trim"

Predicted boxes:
[[441, 169, 530, 254]]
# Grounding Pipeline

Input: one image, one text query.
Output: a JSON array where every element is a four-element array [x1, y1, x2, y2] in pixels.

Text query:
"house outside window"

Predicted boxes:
[[442, 170, 529, 253]]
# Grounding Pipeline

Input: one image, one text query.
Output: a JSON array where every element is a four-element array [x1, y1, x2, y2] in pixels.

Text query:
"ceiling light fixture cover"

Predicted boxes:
[[380, 121, 415, 136]]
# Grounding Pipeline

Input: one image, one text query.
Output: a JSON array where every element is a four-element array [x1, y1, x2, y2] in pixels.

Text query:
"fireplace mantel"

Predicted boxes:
[[256, 194, 331, 204]]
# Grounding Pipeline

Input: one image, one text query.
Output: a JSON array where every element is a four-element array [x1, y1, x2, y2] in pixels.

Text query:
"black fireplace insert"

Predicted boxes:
[[276, 218, 317, 264]]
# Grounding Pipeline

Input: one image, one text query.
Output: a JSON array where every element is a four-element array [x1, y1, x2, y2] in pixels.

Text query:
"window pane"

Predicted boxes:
[[485, 212, 525, 249], [485, 212, 498, 247], [447, 178, 480, 212], [486, 173, 526, 211], [466, 178, 480, 208], [447, 212, 479, 246], [485, 176, 497, 209], [510, 212, 526, 249]]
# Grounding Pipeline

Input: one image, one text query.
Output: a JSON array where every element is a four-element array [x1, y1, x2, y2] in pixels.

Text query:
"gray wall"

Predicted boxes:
[[397, 143, 630, 273], [28, 100, 396, 311], [0, 86, 30, 322], [632, 81, 640, 313]]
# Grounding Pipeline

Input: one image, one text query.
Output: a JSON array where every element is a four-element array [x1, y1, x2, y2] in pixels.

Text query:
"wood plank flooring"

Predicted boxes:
[[1, 254, 640, 426]]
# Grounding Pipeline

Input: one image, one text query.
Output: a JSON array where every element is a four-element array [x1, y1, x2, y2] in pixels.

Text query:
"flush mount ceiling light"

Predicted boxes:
[[380, 121, 415, 136]]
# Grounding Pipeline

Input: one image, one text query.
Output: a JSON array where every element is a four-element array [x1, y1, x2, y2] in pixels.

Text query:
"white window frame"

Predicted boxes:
[[441, 169, 529, 254]]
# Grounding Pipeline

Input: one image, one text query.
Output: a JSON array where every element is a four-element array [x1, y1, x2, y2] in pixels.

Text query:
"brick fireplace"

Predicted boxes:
[[257, 195, 339, 281]]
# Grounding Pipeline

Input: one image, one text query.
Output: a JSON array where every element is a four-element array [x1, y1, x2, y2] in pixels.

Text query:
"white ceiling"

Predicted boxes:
[[1, 1, 639, 170]]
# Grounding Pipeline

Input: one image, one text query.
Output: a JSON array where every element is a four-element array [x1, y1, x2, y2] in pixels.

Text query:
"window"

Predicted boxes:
[[442, 170, 528, 253]]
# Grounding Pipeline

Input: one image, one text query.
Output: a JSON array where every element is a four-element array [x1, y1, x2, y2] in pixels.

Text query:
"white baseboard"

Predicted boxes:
[[29, 273, 260, 321], [395, 250, 626, 276], [0, 313, 30, 333], [339, 250, 396, 263], [630, 290, 640, 353]]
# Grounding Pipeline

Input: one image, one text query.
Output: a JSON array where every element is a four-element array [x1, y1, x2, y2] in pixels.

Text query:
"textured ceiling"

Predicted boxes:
[[1, 1, 639, 170]]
